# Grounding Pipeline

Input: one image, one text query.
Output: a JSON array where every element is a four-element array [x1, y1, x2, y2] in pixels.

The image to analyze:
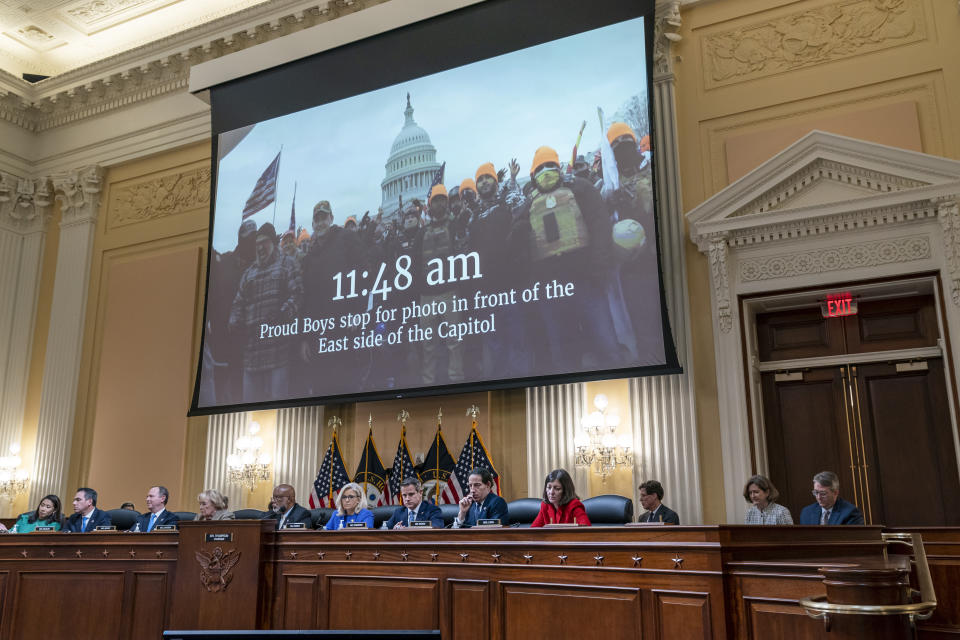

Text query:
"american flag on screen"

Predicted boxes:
[[310, 430, 349, 508], [242, 150, 281, 219], [353, 428, 389, 507], [389, 424, 416, 506], [428, 161, 446, 192], [451, 425, 501, 501]]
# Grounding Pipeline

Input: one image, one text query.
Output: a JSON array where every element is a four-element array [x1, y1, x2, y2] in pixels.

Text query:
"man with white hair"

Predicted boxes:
[[798, 471, 865, 525]]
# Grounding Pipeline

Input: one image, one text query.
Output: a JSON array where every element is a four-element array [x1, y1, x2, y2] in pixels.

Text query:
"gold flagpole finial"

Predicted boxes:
[[327, 415, 342, 430], [466, 405, 479, 420], [368, 413, 373, 430], [437, 407, 443, 424], [396, 409, 410, 425]]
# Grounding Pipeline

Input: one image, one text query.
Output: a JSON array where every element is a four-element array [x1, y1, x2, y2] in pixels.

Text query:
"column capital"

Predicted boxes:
[[52, 165, 103, 227], [0, 171, 54, 235], [654, 0, 682, 81]]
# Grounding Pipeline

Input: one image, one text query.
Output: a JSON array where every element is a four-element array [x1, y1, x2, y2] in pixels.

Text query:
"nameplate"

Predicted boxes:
[[94, 525, 117, 531], [205, 533, 233, 542], [625, 521, 665, 527], [476, 519, 502, 527], [543, 523, 579, 528], [283, 522, 307, 529], [33, 526, 55, 532], [153, 524, 177, 531], [409, 520, 432, 528], [346, 522, 367, 529]]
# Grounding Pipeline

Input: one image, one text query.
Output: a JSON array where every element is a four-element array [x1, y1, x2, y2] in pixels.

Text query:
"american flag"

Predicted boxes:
[[242, 151, 281, 219], [451, 425, 501, 501], [310, 430, 349, 508], [428, 161, 446, 193], [415, 426, 458, 505], [389, 424, 416, 506], [353, 429, 389, 507]]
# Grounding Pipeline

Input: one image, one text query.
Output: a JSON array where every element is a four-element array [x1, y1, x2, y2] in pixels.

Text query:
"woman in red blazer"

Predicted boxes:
[[531, 468, 591, 527]]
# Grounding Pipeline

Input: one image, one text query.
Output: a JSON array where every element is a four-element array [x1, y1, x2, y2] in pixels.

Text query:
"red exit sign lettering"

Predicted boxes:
[[821, 294, 857, 318]]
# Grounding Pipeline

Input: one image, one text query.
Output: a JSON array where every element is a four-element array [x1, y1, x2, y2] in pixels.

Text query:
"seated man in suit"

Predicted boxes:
[[385, 477, 444, 529], [453, 467, 510, 527], [798, 471, 864, 525], [637, 480, 680, 524], [130, 486, 180, 531], [265, 483, 313, 530], [64, 487, 112, 532]]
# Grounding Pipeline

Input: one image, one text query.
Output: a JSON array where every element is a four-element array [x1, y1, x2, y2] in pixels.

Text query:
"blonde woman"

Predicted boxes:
[[196, 489, 235, 521], [325, 482, 374, 529]]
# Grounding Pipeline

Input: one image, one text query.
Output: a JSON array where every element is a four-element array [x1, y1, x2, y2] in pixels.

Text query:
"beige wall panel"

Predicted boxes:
[[86, 246, 201, 510]]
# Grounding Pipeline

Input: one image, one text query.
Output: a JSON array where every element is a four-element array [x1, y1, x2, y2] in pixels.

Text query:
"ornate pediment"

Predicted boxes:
[[687, 131, 960, 251]]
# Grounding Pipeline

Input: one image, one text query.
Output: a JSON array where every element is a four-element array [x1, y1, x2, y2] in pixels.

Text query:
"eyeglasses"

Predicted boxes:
[[812, 490, 833, 498], [341, 495, 359, 501]]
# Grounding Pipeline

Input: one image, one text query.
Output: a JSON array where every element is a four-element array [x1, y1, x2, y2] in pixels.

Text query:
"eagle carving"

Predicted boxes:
[[195, 546, 241, 592]]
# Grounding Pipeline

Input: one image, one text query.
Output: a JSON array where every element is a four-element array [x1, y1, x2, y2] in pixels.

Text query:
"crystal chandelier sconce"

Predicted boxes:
[[227, 422, 271, 492], [0, 443, 29, 500], [574, 394, 632, 481]]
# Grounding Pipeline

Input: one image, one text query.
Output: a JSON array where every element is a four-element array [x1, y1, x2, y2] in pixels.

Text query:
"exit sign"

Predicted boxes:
[[821, 293, 857, 318]]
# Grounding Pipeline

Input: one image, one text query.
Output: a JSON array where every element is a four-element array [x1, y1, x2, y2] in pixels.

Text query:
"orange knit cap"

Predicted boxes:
[[606, 121, 637, 145], [428, 184, 447, 203], [530, 146, 560, 175], [475, 162, 497, 183], [460, 178, 476, 193]]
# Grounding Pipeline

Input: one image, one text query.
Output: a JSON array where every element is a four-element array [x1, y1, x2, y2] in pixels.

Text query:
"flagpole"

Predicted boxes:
[[364, 415, 372, 502], [436, 409, 442, 505], [272, 145, 283, 227]]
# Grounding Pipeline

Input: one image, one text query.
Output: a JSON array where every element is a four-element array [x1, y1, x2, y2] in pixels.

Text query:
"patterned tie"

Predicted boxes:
[[821, 509, 831, 525], [148, 513, 158, 532]]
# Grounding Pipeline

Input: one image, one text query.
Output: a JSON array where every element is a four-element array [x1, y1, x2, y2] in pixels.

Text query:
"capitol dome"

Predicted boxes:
[[380, 93, 442, 220]]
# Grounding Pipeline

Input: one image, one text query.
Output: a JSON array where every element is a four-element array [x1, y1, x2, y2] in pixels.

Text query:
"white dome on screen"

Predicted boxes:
[[381, 93, 442, 220]]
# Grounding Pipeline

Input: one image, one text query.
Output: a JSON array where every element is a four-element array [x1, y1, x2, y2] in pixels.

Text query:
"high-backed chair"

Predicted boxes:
[[438, 503, 460, 528], [507, 498, 542, 527], [106, 508, 139, 530], [233, 508, 266, 520], [173, 511, 196, 522], [311, 508, 334, 529], [371, 506, 396, 529], [582, 494, 633, 525]]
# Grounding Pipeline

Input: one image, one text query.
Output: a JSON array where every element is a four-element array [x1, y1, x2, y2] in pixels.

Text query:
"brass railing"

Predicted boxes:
[[799, 533, 937, 631]]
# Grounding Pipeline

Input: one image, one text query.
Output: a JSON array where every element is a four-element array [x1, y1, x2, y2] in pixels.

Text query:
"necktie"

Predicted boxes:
[[408, 509, 415, 525], [148, 513, 158, 532], [821, 509, 831, 525], [82, 516, 89, 532]]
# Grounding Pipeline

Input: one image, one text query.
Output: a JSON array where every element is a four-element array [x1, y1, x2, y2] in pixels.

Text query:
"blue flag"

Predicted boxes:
[[353, 428, 389, 507]]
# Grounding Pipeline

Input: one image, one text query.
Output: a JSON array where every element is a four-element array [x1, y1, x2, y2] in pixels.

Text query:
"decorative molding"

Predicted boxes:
[[708, 236, 732, 333], [739, 235, 931, 283], [654, 0, 682, 80], [0, 171, 53, 233], [938, 198, 960, 305], [109, 166, 211, 227], [61, 0, 183, 34], [702, 0, 925, 89], [52, 165, 103, 226]]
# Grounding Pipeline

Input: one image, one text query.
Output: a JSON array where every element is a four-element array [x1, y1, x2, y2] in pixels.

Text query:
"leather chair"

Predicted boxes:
[[106, 508, 139, 530], [371, 506, 396, 529], [310, 508, 334, 529], [438, 503, 460, 528], [233, 508, 266, 520], [173, 511, 196, 522], [507, 498, 542, 527], [582, 494, 633, 525]]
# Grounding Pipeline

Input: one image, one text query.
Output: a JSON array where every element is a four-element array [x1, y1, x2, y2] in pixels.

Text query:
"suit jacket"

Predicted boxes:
[[64, 508, 112, 532], [638, 503, 679, 525], [531, 499, 591, 527], [458, 493, 510, 527], [384, 501, 444, 529], [130, 509, 180, 532], [266, 503, 314, 530], [798, 497, 865, 525]]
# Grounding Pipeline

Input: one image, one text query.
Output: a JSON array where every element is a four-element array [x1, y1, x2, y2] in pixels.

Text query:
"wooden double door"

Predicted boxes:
[[757, 295, 960, 526]]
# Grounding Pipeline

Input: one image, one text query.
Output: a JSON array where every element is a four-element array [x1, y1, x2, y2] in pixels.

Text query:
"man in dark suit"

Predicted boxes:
[[798, 471, 865, 525], [130, 486, 180, 531], [637, 480, 680, 524], [64, 487, 112, 532], [453, 468, 509, 527], [265, 484, 313, 530], [385, 477, 444, 529]]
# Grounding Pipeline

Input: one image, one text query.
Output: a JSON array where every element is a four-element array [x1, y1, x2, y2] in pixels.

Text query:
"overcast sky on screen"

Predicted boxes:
[[211, 16, 647, 253]]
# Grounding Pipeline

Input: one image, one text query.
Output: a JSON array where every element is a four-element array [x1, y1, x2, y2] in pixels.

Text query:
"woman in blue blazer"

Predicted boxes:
[[325, 482, 374, 530]]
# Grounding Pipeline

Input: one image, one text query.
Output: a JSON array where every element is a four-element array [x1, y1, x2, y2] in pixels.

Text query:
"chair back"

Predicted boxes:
[[173, 511, 196, 522], [106, 508, 139, 530], [438, 504, 460, 528], [582, 494, 633, 525], [234, 508, 267, 520], [370, 506, 396, 528], [507, 498, 542, 527], [310, 508, 335, 528]]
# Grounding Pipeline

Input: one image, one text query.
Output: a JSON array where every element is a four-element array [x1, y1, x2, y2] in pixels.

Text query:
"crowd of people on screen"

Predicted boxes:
[[0, 469, 863, 533]]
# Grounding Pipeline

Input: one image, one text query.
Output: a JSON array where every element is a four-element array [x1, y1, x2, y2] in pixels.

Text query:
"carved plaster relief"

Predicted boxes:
[[708, 236, 732, 333], [739, 235, 931, 282], [702, 0, 926, 89], [938, 198, 960, 305], [0, 172, 53, 233], [61, 0, 183, 35], [52, 165, 103, 225], [109, 166, 210, 227]]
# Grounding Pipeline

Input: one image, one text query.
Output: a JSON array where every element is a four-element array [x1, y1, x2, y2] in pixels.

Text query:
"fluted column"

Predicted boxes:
[[275, 406, 323, 501], [626, 1, 703, 525], [525, 384, 587, 498], [29, 166, 103, 506], [202, 412, 249, 512], [0, 173, 52, 462]]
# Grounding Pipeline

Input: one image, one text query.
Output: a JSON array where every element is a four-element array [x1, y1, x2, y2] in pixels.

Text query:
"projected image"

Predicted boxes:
[[198, 16, 663, 408]]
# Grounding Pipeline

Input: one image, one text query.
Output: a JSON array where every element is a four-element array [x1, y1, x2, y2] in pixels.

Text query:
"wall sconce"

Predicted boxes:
[[0, 443, 29, 501], [227, 422, 271, 492], [574, 394, 632, 481]]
